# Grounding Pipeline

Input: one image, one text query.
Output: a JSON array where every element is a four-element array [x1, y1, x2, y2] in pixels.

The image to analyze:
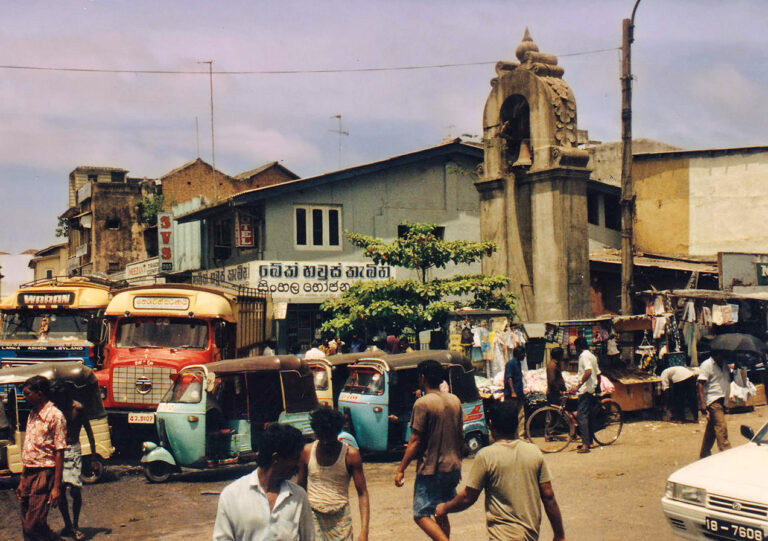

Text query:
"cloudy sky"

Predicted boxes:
[[1, 0, 766, 254]]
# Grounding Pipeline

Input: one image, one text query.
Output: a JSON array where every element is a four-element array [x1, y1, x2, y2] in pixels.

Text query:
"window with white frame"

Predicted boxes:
[[294, 205, 342, 250]]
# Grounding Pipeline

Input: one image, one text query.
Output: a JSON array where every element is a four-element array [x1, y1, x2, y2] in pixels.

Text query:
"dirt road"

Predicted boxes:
[[1, 406, 765, 540]]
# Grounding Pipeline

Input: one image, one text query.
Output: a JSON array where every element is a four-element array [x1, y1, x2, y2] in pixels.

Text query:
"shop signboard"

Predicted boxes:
[[191, 260, 395, 300], [157, 212, 174, 273], [235, 213, 254, 248], [757, 262, 768, 286], [126, 257, 159, 279]]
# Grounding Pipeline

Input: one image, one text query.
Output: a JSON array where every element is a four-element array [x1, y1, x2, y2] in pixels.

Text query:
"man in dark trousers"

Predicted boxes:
[[436, 400, 566, 541], [16, 375, 67, 541], [394, 360, 463, 541], [505, 345, 526, 438], [52, 384, 97, 541]]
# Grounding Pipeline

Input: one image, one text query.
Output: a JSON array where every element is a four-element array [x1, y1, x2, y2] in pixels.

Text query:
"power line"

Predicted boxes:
[[0, 48, 619, 76]]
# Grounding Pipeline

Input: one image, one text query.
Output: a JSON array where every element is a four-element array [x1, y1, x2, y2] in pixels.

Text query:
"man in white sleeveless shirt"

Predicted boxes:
[[298, 407, 370, 541]]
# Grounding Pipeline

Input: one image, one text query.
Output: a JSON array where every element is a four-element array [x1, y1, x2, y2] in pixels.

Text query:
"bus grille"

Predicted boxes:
[[112, 366, 176, 406]]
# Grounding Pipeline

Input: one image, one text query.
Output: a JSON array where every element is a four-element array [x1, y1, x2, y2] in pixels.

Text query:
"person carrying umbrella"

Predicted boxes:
[[697, 334, 759, 458]]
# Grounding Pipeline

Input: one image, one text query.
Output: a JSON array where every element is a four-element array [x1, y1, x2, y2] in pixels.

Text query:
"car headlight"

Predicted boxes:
[[666, 481, 706, 505]]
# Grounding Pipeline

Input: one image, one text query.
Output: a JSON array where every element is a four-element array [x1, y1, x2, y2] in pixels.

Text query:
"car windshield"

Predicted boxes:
[[162, 371, 204, 403], [1, 310, 92, 341], [116, 317, 208, 349], [342, 369, 385, 395]]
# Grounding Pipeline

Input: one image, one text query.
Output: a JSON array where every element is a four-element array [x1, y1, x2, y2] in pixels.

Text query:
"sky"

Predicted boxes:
[[1, 0, 767, 254]]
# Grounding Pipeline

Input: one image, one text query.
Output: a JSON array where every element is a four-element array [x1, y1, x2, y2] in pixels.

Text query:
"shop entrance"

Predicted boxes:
[[283, 303, 321, 353]]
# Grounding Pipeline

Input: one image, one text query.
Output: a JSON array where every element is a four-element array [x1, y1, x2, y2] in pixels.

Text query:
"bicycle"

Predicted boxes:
[[525, 393, 623, 453]]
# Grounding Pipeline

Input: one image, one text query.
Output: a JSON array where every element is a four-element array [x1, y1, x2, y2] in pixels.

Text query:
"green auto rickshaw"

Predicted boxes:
[[140, 355, 357, 482]]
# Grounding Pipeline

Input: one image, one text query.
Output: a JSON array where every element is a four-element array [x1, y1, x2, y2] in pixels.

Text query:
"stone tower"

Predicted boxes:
[[476, 29, 591, 321]]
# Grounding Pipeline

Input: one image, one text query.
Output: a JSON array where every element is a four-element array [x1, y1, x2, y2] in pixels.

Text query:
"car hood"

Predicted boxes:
[[668, 443, 768, 503]]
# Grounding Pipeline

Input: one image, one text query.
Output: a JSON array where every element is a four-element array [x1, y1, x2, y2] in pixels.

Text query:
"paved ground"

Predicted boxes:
[[1, 406, 766, 540]]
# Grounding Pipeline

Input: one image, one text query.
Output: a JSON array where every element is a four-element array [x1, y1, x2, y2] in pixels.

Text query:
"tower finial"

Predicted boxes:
[[516, 27, 539, 63]]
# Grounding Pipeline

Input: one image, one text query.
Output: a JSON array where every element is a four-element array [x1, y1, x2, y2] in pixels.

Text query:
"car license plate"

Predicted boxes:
[[128, 413, 155, 424], [705, 517, 764, 541]]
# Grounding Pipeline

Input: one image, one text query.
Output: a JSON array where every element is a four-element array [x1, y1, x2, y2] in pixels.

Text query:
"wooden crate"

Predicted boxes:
[[610, 379, 656, 411]]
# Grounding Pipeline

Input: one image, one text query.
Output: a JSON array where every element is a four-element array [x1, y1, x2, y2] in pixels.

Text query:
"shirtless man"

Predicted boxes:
[[52, 385, 96, 541]]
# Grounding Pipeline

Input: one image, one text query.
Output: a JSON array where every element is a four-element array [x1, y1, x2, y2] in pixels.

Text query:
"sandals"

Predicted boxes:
[[61, 527, 86, 541], [576, 446, 591, 454]]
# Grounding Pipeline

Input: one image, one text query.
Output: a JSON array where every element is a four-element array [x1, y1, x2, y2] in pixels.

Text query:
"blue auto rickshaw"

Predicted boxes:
[[337, 350, 488, 454], [141, 355, 353, 482]]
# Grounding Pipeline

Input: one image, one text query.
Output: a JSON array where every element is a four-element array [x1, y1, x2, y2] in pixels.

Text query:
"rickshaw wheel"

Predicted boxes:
[[143, 461, 173, 483], [81, 455, 105, 485], [464, 432, 484, 456]]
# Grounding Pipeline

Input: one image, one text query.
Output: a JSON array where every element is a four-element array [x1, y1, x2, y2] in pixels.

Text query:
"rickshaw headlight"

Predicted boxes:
[[142, 441, 157, 454]]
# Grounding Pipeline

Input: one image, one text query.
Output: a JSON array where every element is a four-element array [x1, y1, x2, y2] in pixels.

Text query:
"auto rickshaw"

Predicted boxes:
[[0, 362, 114, 483], [338, 350, 488, 454], [307, 351, 385, 407], [140, 355, 357, 482]]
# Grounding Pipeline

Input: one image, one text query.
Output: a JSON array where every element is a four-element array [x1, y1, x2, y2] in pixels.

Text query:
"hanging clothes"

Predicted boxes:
[[489, 331, 507, 378], [682, 300, 696, 322]]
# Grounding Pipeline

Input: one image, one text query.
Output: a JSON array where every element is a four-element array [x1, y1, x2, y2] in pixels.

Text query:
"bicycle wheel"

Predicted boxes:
[[525, 406, 573, 453], [593, 400, 623, 445]]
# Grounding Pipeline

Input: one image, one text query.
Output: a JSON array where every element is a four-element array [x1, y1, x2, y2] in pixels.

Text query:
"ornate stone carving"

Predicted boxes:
[[541, 76, 577, 147]]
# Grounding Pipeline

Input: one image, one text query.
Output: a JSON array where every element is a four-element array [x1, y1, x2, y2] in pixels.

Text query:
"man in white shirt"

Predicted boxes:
[[213, 423, 314, 541], [697, 351, 734, 458], [575, 337, 599, 454]]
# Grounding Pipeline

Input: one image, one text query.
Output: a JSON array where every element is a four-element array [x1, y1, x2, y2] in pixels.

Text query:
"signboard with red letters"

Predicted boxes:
[[235, 213, 254, 248], [157, 212, 174, 273]]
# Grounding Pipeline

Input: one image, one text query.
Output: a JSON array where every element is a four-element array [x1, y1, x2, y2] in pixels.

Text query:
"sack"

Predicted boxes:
[[599, 375, 616, 395]]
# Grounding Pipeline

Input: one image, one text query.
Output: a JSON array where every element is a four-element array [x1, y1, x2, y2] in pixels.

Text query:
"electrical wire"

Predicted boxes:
[[0, 47, 619, 76]]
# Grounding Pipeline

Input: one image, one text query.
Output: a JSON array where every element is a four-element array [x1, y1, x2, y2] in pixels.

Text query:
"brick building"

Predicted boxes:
[[159, 158, 298, 209]]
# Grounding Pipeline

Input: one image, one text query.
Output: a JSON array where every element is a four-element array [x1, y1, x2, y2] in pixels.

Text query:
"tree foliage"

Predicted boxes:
[[137, 193, 165, 226], [321, 223, 515, 336]]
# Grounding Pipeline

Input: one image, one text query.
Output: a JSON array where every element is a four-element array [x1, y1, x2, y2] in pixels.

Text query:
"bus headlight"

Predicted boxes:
[[665, 482, 706, 505]]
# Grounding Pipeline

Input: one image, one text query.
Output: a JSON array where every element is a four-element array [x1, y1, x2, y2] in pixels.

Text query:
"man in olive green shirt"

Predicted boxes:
[[436, 400, 566, 541]]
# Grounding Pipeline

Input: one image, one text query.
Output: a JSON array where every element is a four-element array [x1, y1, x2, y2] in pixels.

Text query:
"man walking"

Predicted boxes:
[[574, 337, 599, 454], [52, 384, 97, 541], [505, 345, 526, 437], [213, 423, 314, 541], [298, 407, 370, 541], [394, 360, 463, 541], [436, 400, 566, 541], [698, 350, 738, 458], [16, 375, 67, 541]]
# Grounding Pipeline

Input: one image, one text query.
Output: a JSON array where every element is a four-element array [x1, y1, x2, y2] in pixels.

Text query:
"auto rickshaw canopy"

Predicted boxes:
[[354, 350, 473, 372], [0, 361, 107, 420]]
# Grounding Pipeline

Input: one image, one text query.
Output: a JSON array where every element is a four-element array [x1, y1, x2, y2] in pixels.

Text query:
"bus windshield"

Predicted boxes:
[[116, 317, 209, 349], [162, 371, 204, 403], [342, 369, 385, 395], [1, 310, 93, 341]]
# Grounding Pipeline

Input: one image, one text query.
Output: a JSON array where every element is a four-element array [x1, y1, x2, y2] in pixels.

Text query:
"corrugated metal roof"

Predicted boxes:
[[590, 249, 718, 274]]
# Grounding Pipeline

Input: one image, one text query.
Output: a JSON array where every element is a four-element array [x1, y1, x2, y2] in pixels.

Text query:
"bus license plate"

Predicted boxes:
[[128, 413, 155, 424], [706, 517, 764, 541]]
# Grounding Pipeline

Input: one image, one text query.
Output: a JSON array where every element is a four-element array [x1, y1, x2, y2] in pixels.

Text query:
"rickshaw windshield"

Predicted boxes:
[[116, 317, 209, 349], [1, 310, 93, 341], [312, 367, 329, 391], [162, 371, 204, 403], [342, 368, 385, 395]]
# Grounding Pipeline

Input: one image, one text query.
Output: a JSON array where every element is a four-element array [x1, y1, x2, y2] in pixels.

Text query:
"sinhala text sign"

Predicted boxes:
[[191, 260, 395, 300]]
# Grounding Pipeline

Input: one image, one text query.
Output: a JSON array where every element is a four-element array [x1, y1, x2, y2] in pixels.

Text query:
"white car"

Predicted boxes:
[[662, 422, 768, 540]]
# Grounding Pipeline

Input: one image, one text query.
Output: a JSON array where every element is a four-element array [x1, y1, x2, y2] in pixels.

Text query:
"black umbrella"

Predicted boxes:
[[709, 333, 768, 355]]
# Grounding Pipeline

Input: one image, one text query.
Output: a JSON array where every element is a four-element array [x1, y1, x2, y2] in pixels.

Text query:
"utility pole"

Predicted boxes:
[[329, 115, 349, 169], [199, 60, 217, 201], [620, 0, 641, 316]]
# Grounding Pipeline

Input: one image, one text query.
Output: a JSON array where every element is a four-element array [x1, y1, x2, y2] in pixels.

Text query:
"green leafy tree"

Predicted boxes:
[[320, 223, 515, 336], [137, 193, 165, 226]]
